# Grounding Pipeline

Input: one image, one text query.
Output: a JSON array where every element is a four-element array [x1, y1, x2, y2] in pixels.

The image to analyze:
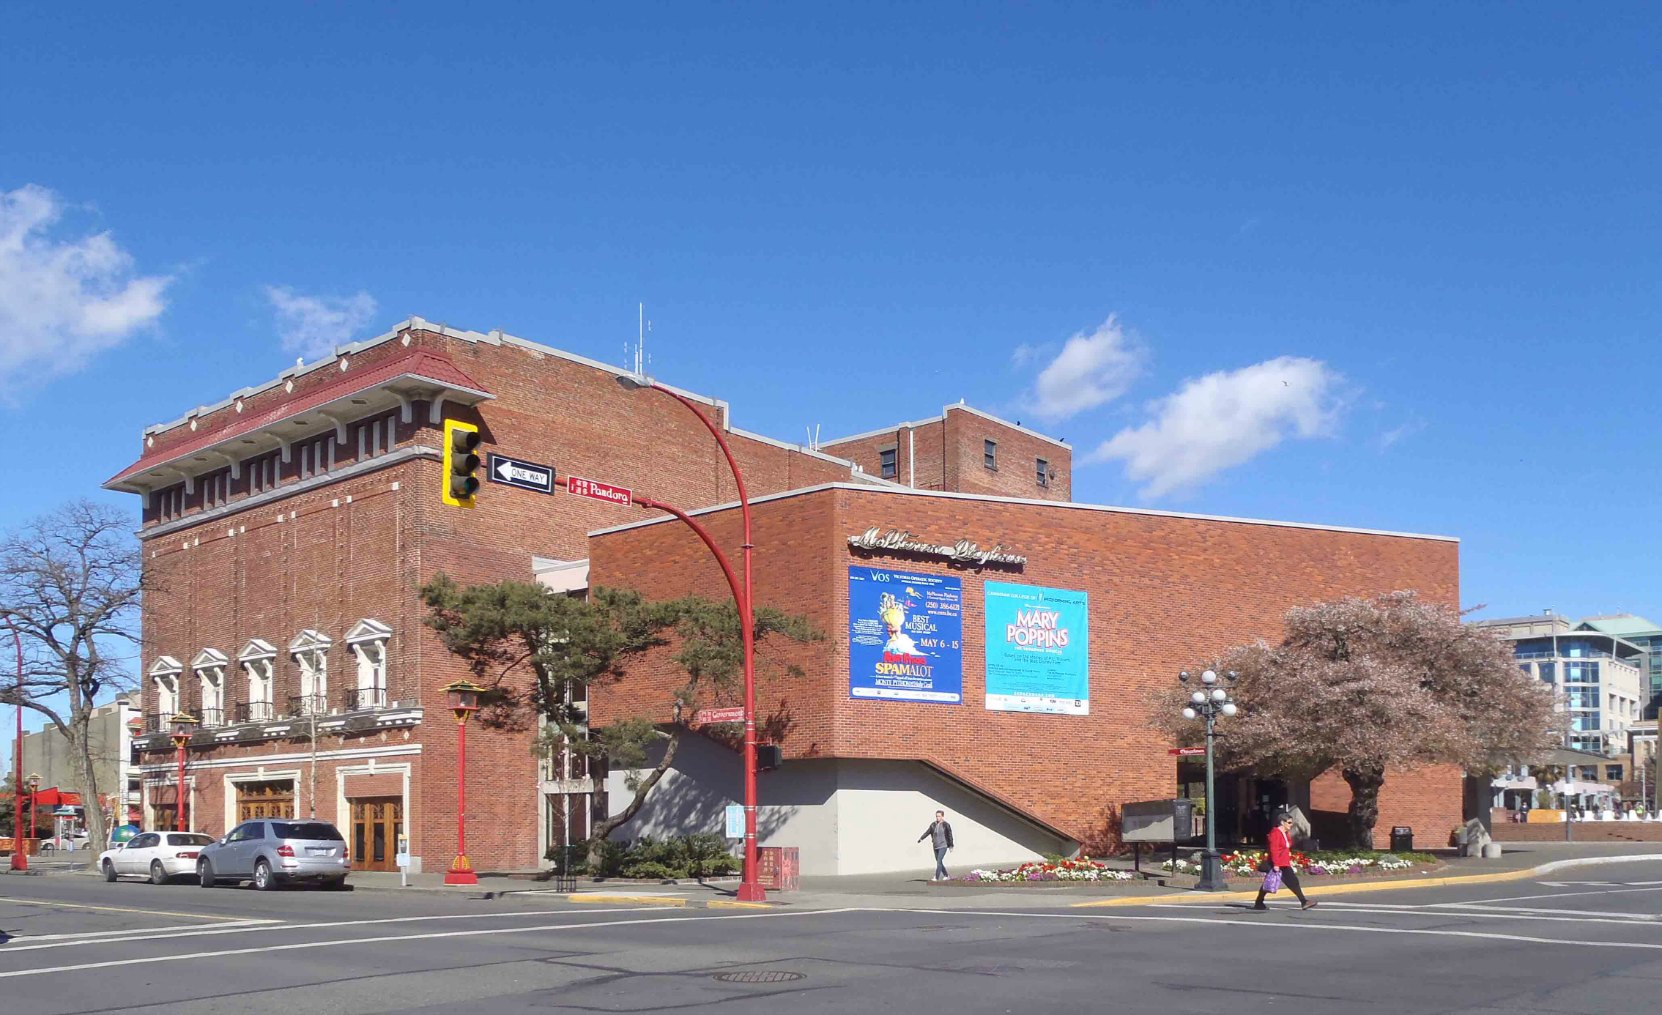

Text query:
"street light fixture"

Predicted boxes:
[[443, 678, 485, 886], [25, 771, 41, 853], [1178, 668, 1238, 891], [168, 713, 198, 831], [617, 373, 766, 904]]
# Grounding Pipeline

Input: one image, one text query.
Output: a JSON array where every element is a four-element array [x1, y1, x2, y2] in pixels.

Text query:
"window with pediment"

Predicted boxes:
[[148, 656, 183, 730], [238, 639, 276, 722], [288, 629, 332, 716], [191, 649, 229, 727], [345, 619, 392, 710]]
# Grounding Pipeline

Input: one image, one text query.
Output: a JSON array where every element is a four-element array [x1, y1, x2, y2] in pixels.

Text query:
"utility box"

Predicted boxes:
[[1121, 798, 1198, 844]]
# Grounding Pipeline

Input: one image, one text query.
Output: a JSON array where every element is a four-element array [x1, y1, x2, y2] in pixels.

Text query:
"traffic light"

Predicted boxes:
[[442, 419, 481, 508]]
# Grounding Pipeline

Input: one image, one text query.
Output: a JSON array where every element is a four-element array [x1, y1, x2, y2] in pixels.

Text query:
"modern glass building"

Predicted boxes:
[[1575, 615, 1662, 720], [1474, 615, 1647, 756]]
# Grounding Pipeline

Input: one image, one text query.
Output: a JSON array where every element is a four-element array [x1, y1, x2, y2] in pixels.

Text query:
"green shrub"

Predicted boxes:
[[619, 860, 679, 880], [585, 833, 742, 879]]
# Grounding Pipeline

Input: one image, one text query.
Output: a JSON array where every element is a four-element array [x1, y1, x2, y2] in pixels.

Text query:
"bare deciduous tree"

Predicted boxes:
[[1151, 591, 1561, 848], [0, 501, 142, 862]]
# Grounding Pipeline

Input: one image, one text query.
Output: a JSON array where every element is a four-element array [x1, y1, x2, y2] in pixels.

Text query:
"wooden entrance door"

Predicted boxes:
[[236, 780, 295, 823], [351, 797, 402, 872]]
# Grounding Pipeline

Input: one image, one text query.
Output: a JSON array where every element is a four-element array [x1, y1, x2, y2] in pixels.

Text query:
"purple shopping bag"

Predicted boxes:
[[1262, 869, 1283, 894]]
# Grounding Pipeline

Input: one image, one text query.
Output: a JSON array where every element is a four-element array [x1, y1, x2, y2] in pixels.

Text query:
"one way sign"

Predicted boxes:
[[486, 453, 555, 494]]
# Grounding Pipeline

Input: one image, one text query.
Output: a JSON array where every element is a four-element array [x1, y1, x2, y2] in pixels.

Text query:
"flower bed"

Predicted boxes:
[[960, 856, 1136, 883], [1160, 849, 1434, 878]]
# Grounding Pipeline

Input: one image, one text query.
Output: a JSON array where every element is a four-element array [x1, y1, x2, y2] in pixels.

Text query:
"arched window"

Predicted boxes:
[[148, 656, 183, 730], [345, 619, 392, 710], [238, 639, 277, 722], [191, 649, 229, 727], [288, 629, 332, 716]]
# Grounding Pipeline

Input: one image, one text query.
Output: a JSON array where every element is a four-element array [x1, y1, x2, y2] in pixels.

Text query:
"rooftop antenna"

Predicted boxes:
[[635, 303, 652, 380]]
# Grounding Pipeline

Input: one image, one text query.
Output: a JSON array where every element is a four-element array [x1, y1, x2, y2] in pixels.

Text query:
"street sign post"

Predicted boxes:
[[724, 804, 745, 840], [1168, 747, 1206, 757], [566, 475, 632, 506], [486, 454, 555, 494]]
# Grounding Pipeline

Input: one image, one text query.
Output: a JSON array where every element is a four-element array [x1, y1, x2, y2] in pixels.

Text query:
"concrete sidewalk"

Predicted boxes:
[[344, 840, 1662, 910], [33, 840, 1662, 911]]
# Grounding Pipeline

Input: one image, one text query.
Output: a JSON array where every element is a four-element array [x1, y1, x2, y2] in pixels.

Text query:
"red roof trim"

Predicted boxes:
[[107, 350, 491, 486]]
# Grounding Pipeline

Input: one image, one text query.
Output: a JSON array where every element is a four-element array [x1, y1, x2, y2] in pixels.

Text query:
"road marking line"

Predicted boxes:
[[7, 920, 277, 942], [1428, 886, 1662, 906], [0, 908, 858, 979], [1247, 904, 1662, 927], [0, 896, 252, 922], [0, 906, 674, 953], [1431, 904, 1661, 920], [875, 908, 1662, 951]]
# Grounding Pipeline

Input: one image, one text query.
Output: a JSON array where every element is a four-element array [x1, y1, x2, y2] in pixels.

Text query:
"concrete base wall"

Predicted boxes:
[[606, 734, 1073, 875]]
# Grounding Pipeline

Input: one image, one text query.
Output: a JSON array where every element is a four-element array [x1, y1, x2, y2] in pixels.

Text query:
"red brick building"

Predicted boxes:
[[109, 315, 1462, 877], [586, 485, 1464, 872]]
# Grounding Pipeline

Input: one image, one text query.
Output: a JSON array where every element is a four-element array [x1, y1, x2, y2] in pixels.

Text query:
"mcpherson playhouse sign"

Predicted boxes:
[[847, 528, 1027, 569]]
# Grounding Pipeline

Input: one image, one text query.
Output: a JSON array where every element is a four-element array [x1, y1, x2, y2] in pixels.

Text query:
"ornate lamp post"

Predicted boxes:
[[25, 772, 40, 851], [443, 678, 484, 886], [1179, 668, 1238, 892], [8, 614, 25, 871], [168, 713, 198, 831], [617, 374, 765, 903]]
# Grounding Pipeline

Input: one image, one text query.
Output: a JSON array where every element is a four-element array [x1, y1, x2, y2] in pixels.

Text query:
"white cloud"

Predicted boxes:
[[1089, 356, 1342, 497], [1024, 316, 1146, 421], [265, 285, 378, 360], [1379, 415, 1427, 450], [0, 184, 169, 390]]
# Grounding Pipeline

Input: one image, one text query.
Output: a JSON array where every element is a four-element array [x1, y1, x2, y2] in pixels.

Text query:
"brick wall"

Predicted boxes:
[[1309, 765, 1466, 849], [131, 324, 878, 870], [1492, 821, 1662, 842], [589, 485, 1460, 852], [820, 407, 1071, 501]]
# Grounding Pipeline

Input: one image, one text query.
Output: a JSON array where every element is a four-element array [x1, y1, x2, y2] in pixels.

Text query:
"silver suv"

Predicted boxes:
[[197, 819, 350, 891]]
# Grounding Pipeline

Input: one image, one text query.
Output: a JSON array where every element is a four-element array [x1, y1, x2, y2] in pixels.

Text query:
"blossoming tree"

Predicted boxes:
[[1153, 592, 1561, 848]]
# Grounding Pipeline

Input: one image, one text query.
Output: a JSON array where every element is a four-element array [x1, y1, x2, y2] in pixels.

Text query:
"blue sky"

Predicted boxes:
[[2, 3, 1660, 742]]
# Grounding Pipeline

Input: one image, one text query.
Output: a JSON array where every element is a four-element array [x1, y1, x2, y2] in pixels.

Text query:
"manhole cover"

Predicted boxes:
[[713, 971, 806, 984]]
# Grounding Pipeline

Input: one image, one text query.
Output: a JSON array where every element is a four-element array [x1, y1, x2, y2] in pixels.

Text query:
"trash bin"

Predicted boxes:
[[1390, 826, 1413, 852]]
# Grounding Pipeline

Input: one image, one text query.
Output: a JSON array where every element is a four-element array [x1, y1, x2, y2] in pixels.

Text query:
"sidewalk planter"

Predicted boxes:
[[1161, 849, 1430, 878], [960, 857, 1136, 884]]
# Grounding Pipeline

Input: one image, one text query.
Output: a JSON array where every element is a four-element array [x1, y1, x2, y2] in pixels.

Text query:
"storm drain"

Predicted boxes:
[[713, 971, 806, 984]]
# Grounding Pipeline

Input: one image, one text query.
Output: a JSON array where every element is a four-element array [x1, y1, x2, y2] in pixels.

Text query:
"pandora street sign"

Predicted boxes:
[[486, 453, 555, 494]]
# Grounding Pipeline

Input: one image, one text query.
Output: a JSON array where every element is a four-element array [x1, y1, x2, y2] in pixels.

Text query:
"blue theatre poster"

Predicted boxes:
[[848, 566, 963, 704], [983, 581, 1089, 715]]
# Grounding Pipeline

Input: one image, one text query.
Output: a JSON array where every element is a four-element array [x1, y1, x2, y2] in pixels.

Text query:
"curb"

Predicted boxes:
[[1070, 852, 1662, 908]]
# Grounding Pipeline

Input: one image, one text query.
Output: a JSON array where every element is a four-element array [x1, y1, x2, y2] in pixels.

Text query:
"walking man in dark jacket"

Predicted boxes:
[[918, 810, 955, 881]]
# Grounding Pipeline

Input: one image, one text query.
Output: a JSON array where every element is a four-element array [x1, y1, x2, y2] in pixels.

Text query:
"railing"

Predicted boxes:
[[237, 700, 275, 724], [345, 686, 388, 711], [196, 707, 225, 729], [288, 693, 329, 718]]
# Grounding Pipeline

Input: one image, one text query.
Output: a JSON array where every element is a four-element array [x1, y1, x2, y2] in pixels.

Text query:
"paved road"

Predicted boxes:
[[4, 859, 1662, 1014]]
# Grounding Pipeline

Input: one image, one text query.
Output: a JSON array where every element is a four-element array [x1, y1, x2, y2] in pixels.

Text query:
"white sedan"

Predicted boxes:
[[100, 831, 218, 884]]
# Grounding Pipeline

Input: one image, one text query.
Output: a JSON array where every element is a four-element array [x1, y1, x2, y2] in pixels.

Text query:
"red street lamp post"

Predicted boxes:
[[169, 713, 198, 831], [7, 615, 25, 871], [443, 678, 484, 886], [25, 772, 40, 850], [616, 374, 764, 903]]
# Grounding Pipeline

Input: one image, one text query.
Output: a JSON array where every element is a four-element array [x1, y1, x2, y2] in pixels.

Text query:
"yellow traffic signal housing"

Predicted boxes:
[[442, 419, 482, 508]]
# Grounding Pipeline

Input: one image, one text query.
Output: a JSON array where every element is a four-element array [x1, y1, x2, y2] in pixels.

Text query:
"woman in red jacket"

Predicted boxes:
[[1254, 810, 1316, 911]]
